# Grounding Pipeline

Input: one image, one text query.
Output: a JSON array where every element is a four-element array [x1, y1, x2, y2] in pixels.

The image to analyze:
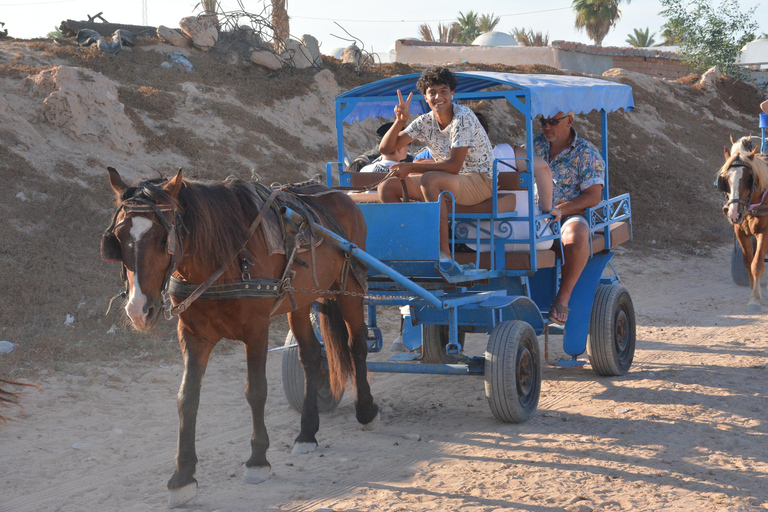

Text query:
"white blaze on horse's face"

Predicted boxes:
[[125, 216, 153, 327], [727, 168, 744, 223]]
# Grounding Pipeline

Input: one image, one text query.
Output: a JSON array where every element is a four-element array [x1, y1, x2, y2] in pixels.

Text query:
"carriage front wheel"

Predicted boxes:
[[281, 332, 343, 414], [587, 284, 636, 376], [484, 320, 541, 423]]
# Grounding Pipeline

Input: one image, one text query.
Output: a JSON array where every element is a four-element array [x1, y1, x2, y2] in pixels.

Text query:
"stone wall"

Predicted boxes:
[[394, 39, 689, 79]]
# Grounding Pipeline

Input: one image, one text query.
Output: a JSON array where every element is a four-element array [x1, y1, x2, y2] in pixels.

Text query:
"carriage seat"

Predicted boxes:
[[345, 172, 521, 213], [454, 219, 631, 271]]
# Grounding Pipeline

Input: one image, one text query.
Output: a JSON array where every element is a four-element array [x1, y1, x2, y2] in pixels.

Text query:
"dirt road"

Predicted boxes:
[[2, 246, 767, 512]]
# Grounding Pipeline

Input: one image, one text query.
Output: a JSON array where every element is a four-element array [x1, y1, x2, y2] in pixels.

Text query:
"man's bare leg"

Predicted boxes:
[[378, 176, 423, 202], [420, 172, 461, 258], [551, 221, 591, 324]]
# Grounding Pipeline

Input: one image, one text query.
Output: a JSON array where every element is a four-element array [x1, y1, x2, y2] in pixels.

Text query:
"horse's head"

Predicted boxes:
[[720, 146, 759, 225], [103, 167, 184, 330]]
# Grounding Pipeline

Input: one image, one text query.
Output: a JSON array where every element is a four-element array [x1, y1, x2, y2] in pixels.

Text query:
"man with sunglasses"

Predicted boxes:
[[532, 111, 605, 326]]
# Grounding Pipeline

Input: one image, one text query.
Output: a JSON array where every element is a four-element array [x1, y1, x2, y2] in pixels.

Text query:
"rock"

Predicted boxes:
[[403, 433, 421, 441], [698, 66, 721, 89], [301, 34, 322, 67], [156, 25, 191, 48], [250, 49, 283, 70], [281, 39, 313, 69], [341, 44, 373, 70], [23, 66, 142, 153], [179, 16, 218, 51]]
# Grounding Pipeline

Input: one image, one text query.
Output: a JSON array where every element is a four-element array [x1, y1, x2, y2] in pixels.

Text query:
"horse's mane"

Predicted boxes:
[[121, 177, 260, 271], [718, 150, 768, 193], [176, 178, 261, 271]]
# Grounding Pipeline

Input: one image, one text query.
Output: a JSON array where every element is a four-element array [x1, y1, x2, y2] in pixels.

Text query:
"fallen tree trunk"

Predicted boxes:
[[60, 20, 156, 38]]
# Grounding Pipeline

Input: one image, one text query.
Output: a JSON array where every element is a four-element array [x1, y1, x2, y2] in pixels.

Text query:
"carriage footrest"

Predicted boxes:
[[551, 358, 586, 368], [388, 352, 421, 362]]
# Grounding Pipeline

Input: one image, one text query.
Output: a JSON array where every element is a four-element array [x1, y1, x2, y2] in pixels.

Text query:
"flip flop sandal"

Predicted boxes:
[[548, 302, 570, 326]]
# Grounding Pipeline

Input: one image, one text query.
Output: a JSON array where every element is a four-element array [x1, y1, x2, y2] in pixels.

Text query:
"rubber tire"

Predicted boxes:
[[281, 332, 342, 414], [484, 320, 541, 423], [587, 284, 636, 376], [731, 239, 751, 287], [420, 325, 466, 364]]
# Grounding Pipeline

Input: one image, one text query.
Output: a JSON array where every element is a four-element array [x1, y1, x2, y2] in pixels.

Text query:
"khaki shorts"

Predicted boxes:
[[454, 172, 493, 205]]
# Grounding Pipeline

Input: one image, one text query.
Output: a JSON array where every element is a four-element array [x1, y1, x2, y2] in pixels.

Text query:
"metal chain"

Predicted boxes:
[[285, 285, 414, 302]]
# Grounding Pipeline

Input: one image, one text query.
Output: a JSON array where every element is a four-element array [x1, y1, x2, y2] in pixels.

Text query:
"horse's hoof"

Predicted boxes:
[[168, 482, 197, 508], [747, 303, 762, 313], [242, 464, 271, 484], [291, 442, 318, 455], [361, 411, 380, 431]]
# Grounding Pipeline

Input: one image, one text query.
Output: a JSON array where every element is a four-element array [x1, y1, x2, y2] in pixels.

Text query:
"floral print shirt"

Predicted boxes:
[[404, 103, 494, 178], [532, 130, 605, 206]]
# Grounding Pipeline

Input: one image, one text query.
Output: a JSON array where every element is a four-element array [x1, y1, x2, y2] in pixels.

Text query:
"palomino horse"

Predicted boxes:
[[718, 142, 768, 311], [102, 168, 379, 508]]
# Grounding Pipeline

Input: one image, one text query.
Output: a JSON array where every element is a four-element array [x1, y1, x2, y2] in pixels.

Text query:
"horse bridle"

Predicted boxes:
[[718, 158, 755, 215], [101, 197, 185, 317]]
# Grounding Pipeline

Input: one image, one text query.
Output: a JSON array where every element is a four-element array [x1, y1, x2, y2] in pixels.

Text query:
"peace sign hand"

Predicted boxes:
[[394, 89, 413, 125]]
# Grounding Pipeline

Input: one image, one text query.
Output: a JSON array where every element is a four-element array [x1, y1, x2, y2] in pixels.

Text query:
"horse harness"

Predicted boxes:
[[101, 180, 367, 318], [718, 158, 768, 217]]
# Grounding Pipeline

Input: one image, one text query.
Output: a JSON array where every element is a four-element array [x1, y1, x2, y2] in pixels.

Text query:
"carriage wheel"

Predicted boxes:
[[281, 332, 343, 414], [420, 325, 466, 364], [587, 284, 636, 376], [484, 320, 541, 423], [731, 237, 751, 287]]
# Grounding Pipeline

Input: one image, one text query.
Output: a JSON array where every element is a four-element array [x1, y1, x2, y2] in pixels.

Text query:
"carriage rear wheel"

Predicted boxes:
[[484, 320, 541, 423], [420, 325, 466, 364], [281, 332, 343, 414], [587, 284, 636, 376], [731, 237, 752, 287]]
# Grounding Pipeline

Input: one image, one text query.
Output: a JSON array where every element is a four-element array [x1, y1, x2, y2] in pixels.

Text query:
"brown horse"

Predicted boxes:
[[718, 143, 768, 312], [103, 167, 378, 508]]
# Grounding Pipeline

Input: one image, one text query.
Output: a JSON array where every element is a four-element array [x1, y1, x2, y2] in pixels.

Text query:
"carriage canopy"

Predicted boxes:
[[336, 71, 635, 123]]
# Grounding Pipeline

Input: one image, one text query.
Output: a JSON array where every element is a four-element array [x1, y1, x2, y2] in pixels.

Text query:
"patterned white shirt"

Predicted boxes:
[[404, 103, 494, 178]]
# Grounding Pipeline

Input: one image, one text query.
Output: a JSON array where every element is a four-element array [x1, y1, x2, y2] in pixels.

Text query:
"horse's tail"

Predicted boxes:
[[1, 378, 39, 424], [316, 299, 354, 399]]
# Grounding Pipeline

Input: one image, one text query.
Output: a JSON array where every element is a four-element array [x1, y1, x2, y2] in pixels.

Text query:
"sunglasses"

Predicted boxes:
[[539, 115, 571, 127]]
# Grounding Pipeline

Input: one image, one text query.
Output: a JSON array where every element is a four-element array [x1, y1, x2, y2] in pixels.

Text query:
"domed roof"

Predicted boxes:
[[324, 47, 346, 59], [472, 31, 518, 47]]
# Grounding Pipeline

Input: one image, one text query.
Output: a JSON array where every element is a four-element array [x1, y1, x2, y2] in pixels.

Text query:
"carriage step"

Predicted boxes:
[[551, 358, 586, 368]]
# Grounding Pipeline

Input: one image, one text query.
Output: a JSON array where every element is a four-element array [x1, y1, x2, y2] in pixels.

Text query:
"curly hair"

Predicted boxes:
[[415, 67, 458, 94]]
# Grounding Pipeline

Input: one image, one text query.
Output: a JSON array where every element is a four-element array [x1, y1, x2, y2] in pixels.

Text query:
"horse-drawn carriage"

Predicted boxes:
[[281, 71, 637, 423], [101, 71, 636, 507]]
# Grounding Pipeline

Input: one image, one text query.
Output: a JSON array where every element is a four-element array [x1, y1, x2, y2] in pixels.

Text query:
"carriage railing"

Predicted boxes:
[[585, 194, 632, 255], [451, 159, 561, 275]]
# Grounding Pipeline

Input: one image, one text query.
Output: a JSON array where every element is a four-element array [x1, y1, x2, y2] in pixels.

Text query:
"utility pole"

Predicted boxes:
[[142, 0, 148, 25]]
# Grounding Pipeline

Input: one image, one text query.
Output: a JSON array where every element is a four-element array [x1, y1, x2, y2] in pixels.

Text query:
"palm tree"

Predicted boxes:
[[478, 13, 500, 33], [626, 27, 656, 47], [271, 0, 289, 49], [511, 28, 549, 47], [419, 22, 459, 43], [456, 10, 481, 43], [572, 0, 630, 46]]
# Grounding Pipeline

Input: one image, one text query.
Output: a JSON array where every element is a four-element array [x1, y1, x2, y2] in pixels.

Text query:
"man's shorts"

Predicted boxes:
[[455, 172, 493, 205], [561, 213, 589, 230]]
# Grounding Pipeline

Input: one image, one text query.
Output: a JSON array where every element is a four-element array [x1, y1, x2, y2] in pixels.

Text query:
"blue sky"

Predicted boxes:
[[1, 0, 765, 53]]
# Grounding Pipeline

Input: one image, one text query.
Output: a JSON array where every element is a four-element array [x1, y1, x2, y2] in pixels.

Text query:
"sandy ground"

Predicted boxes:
[[1, 246, 767, 512]]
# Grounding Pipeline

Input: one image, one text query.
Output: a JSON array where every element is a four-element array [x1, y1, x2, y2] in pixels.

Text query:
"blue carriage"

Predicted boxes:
[[282, 71, 636, 422]]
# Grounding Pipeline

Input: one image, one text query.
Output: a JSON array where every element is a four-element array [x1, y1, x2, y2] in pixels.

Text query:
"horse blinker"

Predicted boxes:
[[101, 233, 123, 262]]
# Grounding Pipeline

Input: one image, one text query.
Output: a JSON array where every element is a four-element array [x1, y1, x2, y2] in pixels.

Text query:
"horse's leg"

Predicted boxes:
[[337, 293, 379, 429], [167, 324, 215, 508], [242, 315, 273, 483], [287, 306, 322, 455], [749, 232, 768, 312], [736, 229, 756, 286]]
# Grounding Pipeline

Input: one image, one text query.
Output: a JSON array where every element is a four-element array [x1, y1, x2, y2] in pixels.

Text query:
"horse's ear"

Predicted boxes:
[[730, 134, 736, 145], [724, 146, 731, 159], [166, 168, 184, 198], [748, 147, 759, 160], [107, 166, 127, 197]]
